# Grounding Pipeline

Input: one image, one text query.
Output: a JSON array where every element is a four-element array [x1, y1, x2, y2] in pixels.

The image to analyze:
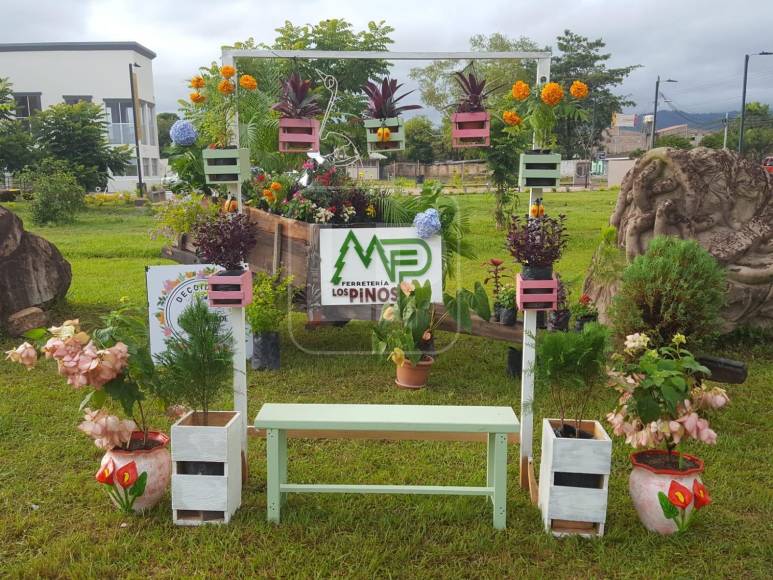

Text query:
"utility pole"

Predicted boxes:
[[128, 62, 144, 197], [738, 51, 772, 154], [650, 75, 678, 149], [723, 112, 729, 149]]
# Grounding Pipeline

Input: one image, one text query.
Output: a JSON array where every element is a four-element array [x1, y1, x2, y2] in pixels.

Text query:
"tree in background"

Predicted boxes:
[[551, 30, 639, 159], [156, 112, 179, 156], [0, 119, 37, 173], [0, 77, 15, 122], [702, 102, 773, 162], [33, 102, 131, 191], [485, 116, 530, 229], [403, 116, 437, 164], [655, 135, 693, 149]]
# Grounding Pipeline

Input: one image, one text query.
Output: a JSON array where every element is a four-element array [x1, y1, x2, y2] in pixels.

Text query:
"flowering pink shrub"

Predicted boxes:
[[78, 408, 137, 450]]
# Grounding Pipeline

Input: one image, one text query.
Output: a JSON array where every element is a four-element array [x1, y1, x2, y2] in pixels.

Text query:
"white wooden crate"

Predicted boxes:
[[538, 419, 612, 538], [171, 410, 242, 525]]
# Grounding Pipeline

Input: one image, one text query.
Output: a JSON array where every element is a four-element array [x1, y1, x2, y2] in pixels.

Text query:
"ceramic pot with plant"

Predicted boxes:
[[607, 333, 728, 534], [507, 214, 568, 281], [6, 307, 172, 514], [273, 72, 323, 153], [547, 274, 570, 332], [362, 77, 421, 154], [155, 297, 241, 525], [572, 293, 598, 331], [483, 258, 510, 321], [497, 284, 517, 326], [450, 71, 498, 148], [245, 271, 294, 371], [193, 212, 256, 307], [535, 323, 612, 536]]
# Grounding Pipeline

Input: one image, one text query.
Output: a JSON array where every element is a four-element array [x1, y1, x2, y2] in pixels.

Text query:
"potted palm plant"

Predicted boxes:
[[607, 332, 727, 534], [450, 71, 497, 148], [273, 72, 323, 153], [362, 77, 421, 154], [535, 323, 611, 537], [155, 297, 241, 525], [192, 212, 256, 308], [245, 271, 294, 370]]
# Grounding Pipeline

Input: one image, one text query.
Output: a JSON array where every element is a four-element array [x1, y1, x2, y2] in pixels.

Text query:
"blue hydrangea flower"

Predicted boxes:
[[169, 120, 198, 146], [413, 208, 442, 239]]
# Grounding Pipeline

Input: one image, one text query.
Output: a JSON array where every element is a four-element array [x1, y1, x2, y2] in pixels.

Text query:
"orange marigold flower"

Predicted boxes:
[[270, 181, 282, 192], [220, 65, 236, 79], [190, 92, 206, 104], [262, 189, 275, 202], [502, 111, 522, 126], [217, 79, 235, 95], [239, 74, 258, 91], [570, 80, 589, 100], [189, 76, 205, 89], [511, 80, 530, 101], [540, 82, 564, 106]]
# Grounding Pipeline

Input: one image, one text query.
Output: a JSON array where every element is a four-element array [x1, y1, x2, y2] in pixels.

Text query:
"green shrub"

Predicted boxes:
[[246, 271, 294, 333], [24, 166, 85, 225], [151, 193, 219, 241], [609, 236, 726, 347]]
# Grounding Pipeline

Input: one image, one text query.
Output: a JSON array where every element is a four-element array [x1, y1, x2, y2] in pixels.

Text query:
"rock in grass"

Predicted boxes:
[[6, 307, 47, 337]]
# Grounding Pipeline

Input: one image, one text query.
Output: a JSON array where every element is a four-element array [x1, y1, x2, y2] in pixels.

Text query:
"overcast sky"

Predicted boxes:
[[4, 0, 772, 119]]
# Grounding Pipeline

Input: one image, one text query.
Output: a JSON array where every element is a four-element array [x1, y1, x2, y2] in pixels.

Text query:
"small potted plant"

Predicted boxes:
[[607, 333, 727, 534], [245, 271, 294, 370], [5, 307, 171, 514], [362, 77, 421, 154], [572, 293, 599, 332], [547, 274, 570, 331], [497, 284, 517, 326], [483, 258, 510, 321], [535, 323, 611, 536], [450, 71, 497, 148], [155, 297, 241, 525], [273, 72, 323, 153], [192, 212, 256, 307]]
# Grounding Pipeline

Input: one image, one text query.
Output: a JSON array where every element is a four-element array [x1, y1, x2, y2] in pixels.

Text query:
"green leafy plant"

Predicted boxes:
[[571, 293, 598, 319], [497, 284, 517, 310], [154, 297, 233, 425], [246, 271, 295, 333], [19, 161, 85, 225], [585, 225, 626, 285], [609, 236, 726, 348], [535, 322, 609, 436], [151, 193, 220, 241]]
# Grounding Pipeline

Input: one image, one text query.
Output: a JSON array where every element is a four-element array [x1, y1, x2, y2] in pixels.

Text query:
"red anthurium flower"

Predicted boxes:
[[115, 461, 138, 489], [95, 459, 115, 485], [667, 480, 693, 509], [692, 479, 712, 510]]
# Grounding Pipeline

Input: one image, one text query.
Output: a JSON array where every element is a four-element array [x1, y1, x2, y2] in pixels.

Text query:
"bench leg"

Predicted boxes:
[[266, 428, 285, 523], [278, 429, 288, 506], [486, 433, 495, 505], [492, 433, 508, 530]]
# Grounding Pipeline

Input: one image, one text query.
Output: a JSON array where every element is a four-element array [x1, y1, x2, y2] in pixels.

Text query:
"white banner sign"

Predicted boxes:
[[319, 227, 443, 306], [146, 264, 252, 358], [612, 113, 636, 128]]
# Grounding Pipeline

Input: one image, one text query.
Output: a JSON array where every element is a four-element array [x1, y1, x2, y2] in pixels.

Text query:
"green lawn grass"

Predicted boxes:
[[1, 195, 772, 578]]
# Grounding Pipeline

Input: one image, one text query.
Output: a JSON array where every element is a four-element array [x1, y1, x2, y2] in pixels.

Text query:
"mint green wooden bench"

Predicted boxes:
[[254, 403, 520, 529]]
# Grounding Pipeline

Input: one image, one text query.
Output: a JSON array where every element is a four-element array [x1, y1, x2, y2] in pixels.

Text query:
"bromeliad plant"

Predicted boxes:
[[362, 77, 422, 120], [272, 72, 323, 119], [452, 71, 499, 113]]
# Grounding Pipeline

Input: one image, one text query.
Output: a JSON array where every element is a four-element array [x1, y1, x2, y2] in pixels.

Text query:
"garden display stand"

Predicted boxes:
[[451, 112, 490, 148], [202, 147, 250, 185], [364, 117, 405, 153], [278, 118, 321, 153], [518, 152, 561, 189]]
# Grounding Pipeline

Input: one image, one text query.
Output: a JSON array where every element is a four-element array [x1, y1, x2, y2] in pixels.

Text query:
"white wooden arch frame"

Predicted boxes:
[[221, 48, 551, 492]]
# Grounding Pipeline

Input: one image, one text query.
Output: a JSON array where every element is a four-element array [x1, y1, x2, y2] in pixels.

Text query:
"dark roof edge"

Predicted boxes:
[[0, 42, 156, 60]]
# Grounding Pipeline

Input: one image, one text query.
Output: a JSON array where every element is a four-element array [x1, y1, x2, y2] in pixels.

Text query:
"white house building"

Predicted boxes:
[[0, 41, 165, 192]]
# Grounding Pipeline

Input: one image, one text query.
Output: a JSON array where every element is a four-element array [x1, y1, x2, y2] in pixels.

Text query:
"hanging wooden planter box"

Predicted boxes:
[[516, 273, 558, 311], [538, 419, 612, 538], [171, 411, 242, 525], [207, 269, 253, 308], [364, 117, 405, 153], [278, 118, 320, 153], [202, 147, 250, 185], [518, 152, 561, 188], [451, 112, 490, 148]]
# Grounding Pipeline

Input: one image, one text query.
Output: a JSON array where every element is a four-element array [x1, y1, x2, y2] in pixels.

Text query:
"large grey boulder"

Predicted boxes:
[[0, 206, 72, 330]]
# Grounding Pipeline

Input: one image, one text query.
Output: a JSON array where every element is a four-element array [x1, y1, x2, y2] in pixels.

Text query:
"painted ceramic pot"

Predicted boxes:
[[100, 431, 171, 513], [395, 356, 434, 389], [628, 449, 704, 535]]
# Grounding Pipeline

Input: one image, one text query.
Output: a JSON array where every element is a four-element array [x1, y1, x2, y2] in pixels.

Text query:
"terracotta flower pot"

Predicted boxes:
[[100, 431, 171, 513], [395, 356, 434, 389], [629, 449, 704, 535]]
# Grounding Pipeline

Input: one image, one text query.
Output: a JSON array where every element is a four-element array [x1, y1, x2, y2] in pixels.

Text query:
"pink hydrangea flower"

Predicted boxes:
[[5, 342, 38, 370], [78, 408, 137, 450]]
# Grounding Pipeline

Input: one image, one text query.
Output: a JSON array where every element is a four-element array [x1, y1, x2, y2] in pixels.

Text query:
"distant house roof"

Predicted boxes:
[[0, 42, 156, 60], [656, 124, 688, 135]]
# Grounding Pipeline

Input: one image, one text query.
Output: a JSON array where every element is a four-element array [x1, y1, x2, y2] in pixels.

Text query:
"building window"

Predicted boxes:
[[113, 158, 138, 177], [63, 95, 92, 105], [13, 93, 42, 130], [140, 101, 157, 146], [151, 158, 159, 177], [104, 99, 135, 145], [142, 157, 151, 177]]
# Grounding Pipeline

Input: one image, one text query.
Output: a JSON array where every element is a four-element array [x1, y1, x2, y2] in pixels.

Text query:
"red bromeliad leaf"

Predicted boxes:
[[667, 480, 693, 509], [95, 459, 115, 485], [115, 461, 138, 489], [692, 479, 712, 510]]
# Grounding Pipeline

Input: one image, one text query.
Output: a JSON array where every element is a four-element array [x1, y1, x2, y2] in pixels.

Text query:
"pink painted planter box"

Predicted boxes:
[[278, 118, 320, 153], [207, 269, 253, 308], [451, 112, 490, 148], [516, 273, 558, 311]]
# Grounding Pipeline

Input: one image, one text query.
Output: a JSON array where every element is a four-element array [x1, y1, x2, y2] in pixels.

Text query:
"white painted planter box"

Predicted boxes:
[[538, 418, 612, 537], [171, 410, 242, 525]]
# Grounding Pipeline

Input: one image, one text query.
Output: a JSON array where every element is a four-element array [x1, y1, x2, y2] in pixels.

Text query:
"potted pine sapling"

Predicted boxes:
[[155, 297, 242, 525], [192, 212, 256, 308], [451, 71, 498, 148], [607, 333, 728, 535], [572, 293, 599, 332], [362, 77, 421, 154], [273, 72, 324, 153], [535, 323, 612, 537], [245, 271, 294, 370], [483, 258, 510, 322], [547, 275, 571, 332]]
